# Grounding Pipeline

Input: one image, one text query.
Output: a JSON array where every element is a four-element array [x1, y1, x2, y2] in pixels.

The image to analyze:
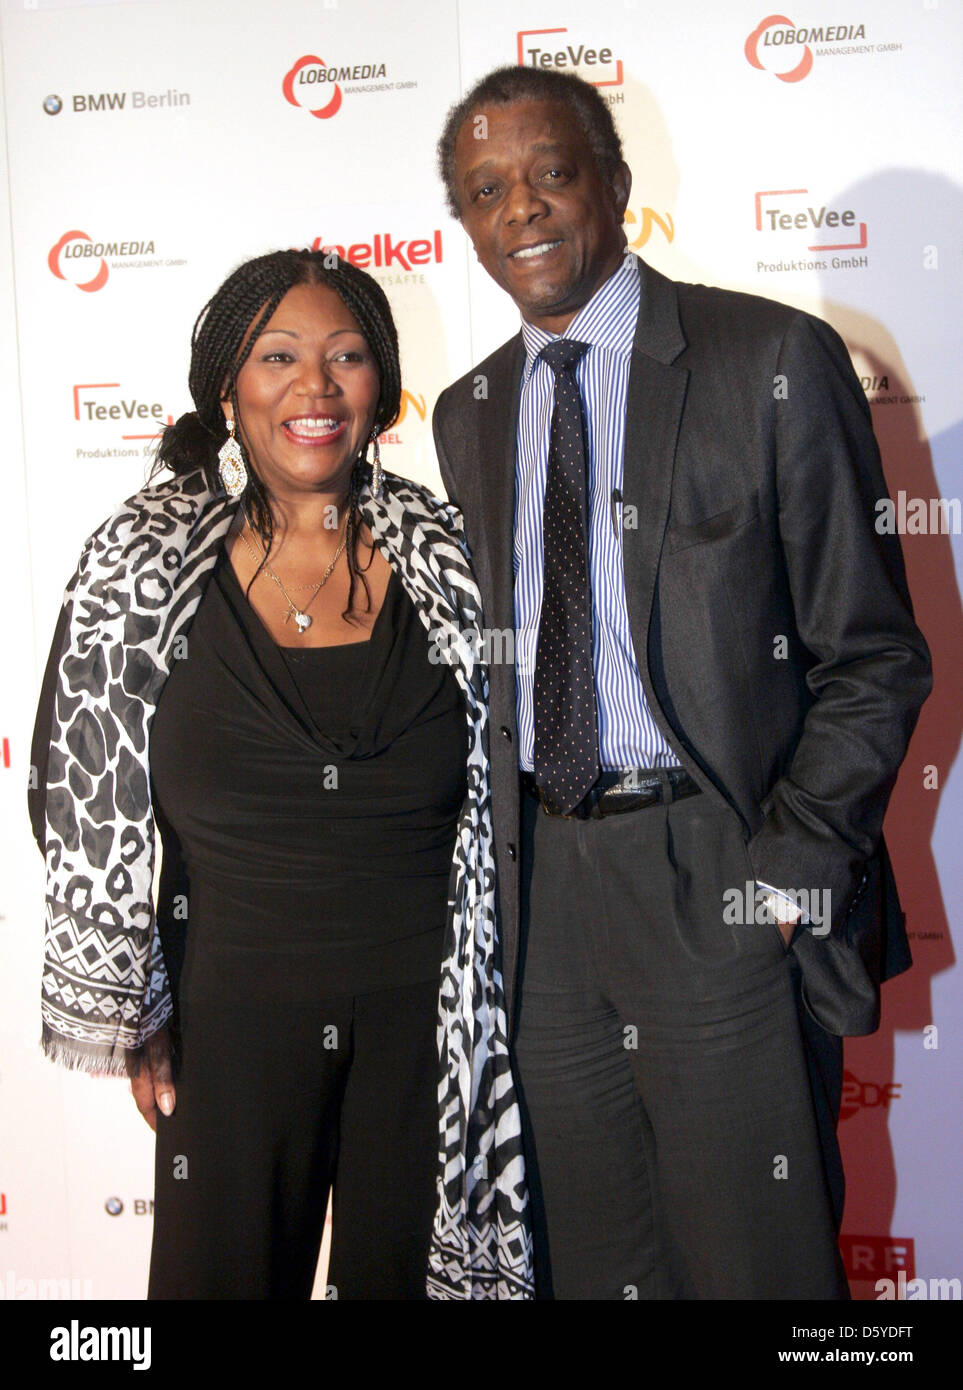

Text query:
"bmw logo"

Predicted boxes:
[[104, 1196, 123, 1216], [43, 95, 63, 116]]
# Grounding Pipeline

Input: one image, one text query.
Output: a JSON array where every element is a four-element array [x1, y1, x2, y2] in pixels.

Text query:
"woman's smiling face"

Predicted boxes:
[[225, 281, 381, 502]]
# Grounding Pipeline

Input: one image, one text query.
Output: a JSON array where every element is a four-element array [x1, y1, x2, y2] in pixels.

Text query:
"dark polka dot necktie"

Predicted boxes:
[[533, 339, 599, 815]]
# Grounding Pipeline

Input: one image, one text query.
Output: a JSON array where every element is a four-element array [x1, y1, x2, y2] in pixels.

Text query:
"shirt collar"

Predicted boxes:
[[520, 250, 640, 384]]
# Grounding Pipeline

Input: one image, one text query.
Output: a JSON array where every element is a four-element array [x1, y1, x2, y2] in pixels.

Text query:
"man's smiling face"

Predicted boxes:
[[452, 97, 631, 334]]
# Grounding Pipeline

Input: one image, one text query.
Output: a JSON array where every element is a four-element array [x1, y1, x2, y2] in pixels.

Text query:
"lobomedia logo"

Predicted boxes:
[[745, 16, 870, 82], [284, 54, 386, 117], [48, 230, 161, 292], [283, 54, 393, 118]]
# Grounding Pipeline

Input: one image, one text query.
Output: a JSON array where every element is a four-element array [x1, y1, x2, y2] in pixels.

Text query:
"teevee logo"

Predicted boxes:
[[517, 27, 622, 86], [73, 382, 173, 439], [755, 189, 867, 251]]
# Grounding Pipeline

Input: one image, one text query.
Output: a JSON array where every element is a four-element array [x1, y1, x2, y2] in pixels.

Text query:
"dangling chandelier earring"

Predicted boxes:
[[218, 417, 248, 498], [370, 426, 383, 498]]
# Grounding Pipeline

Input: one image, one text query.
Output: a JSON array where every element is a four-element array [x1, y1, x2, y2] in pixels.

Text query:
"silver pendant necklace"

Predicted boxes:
[[237, 510, 349, 634]]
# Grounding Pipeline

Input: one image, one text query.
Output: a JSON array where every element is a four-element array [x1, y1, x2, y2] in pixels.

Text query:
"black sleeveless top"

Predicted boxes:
[[149, 549, 467, 1002]]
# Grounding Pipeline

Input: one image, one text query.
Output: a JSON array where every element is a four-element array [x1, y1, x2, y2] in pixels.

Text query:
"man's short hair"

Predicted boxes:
[[437, 64, 625, 219]]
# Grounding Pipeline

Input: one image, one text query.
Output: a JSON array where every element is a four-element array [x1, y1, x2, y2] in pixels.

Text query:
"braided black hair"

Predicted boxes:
[[154, 248, 402, 622], [437, 64, 625, 219]]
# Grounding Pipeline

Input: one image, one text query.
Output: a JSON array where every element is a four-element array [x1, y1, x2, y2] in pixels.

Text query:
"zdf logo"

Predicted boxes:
[[48, 230, 109, 293], [282, 55, 343, 119], [840, 1069, 901, 1121]]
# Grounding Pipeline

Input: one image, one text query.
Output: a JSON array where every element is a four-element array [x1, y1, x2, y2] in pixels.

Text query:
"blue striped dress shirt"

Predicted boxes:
[[513, 251, 680, 774], [512, 252, 800, 921]]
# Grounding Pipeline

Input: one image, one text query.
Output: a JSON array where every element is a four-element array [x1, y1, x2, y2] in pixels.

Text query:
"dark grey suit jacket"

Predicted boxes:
[[433, 255, 932, 1037]]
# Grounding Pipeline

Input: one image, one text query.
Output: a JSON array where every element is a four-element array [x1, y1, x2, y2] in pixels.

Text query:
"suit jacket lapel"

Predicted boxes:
[[477, 335, 525, 638], [621, 258, 688, 692]]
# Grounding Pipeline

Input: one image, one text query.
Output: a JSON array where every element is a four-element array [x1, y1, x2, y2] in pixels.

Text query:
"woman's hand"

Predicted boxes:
[[126, 1026, 176, 1131]]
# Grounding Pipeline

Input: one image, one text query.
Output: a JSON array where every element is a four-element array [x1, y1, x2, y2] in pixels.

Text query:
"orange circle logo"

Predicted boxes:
[[745, 15, 814, 83], [282, 55, 343, 119], [48, 230, 109, 293]]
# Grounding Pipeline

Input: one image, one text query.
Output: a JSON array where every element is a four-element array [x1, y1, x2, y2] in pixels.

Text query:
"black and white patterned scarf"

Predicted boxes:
[[38, 465, 533, 1299]]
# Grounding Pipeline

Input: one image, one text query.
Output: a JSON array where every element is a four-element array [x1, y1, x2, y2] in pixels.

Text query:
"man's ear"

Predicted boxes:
[[612, 161, 632, 219]]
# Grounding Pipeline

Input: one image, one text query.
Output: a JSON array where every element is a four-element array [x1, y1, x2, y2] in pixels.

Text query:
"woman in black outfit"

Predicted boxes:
[[29, 249, 532, 1299]]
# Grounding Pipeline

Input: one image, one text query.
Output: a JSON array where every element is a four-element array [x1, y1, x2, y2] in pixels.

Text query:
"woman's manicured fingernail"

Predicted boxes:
[[158, 1093, 174, 1116]]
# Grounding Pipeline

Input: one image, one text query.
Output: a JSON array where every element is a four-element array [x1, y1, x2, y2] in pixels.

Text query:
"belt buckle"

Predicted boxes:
[[629, 775, 661, 797], [597, 772, 660, 817]]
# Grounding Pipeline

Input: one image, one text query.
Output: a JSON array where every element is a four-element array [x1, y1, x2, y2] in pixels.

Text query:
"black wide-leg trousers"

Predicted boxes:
[[148, 976, 439, 1300], [513, 783, 850, 1300]]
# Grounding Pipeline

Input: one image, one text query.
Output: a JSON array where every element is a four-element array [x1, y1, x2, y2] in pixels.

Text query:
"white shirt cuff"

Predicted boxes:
[[756, 880, 809, 924]]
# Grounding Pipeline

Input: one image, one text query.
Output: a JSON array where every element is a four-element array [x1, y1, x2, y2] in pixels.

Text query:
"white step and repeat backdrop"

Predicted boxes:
[[0, 0, 959, 1300]]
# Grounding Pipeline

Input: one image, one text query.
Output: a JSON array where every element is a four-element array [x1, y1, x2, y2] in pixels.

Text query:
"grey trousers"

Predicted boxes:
[[514, 782, 849, 1300]]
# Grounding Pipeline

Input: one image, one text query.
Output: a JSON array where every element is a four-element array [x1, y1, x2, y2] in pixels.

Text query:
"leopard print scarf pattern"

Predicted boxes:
[[39, 467, 533, 1299]]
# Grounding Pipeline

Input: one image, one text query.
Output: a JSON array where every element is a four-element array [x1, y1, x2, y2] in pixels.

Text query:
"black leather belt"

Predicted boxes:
[[522, 767, 701, 819]]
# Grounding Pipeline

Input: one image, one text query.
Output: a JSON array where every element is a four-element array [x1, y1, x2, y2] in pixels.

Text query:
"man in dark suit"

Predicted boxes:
[[432, 65, 931, 1299]]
